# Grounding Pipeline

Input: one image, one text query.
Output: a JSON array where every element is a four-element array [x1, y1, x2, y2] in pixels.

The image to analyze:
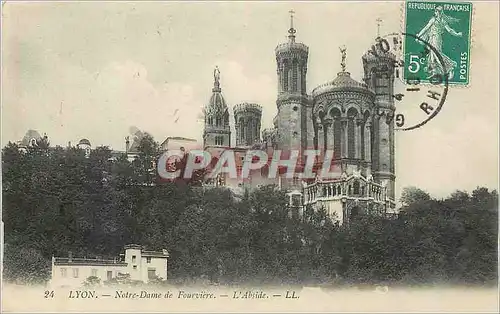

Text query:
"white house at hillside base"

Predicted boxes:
[[50, 244, 169, 287]]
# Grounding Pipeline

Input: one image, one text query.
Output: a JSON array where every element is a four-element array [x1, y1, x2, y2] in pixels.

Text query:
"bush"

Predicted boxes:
[[83, 276, 101, 287], [3, 244, 50, 284]]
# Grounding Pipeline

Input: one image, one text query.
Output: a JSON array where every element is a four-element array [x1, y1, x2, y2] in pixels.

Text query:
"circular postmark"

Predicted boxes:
[[373, 32, 449, 131]]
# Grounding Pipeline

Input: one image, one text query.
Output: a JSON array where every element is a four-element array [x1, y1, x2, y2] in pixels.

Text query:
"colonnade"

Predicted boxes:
[[317, 116, 372, 164], [235, 116, 261, 147], [278, 60, 307, 94], [303, 179, 386, 204]]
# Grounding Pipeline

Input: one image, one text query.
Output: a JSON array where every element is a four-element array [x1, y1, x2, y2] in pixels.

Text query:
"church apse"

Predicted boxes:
[[195, 13, 397, 224]]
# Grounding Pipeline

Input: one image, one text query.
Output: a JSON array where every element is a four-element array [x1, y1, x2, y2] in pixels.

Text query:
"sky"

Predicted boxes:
[[2, 1, 499, 200]]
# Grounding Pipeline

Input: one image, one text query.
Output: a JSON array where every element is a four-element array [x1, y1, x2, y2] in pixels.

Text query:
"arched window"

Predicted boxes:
[[370, 122, 375, 162], [292, 60, 298, 92], [361, 111, 370, 159], [250, 119, 254, 143], [300, 66, 306, 93], [283, 61, 289, 91], [360, 124, 365, 159], [350, 206, 360, 220], [347, 108, 358, 159], [353, 181, 360, 195], [337, 185, 341, 195], [333, 120, 342, 158], [348, 119, 355, 158], [215, 136, 224, 146], [330, 108, 342, 159], [240, 118, 245, 139]]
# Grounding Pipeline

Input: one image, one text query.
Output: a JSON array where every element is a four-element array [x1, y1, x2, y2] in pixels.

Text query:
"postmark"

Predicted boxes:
[[404, 1, 473, 86], [371, 32, 449, 131]]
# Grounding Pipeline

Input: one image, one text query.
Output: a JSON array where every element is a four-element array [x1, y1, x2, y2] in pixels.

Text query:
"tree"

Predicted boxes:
[[133, 132, 160, 185], [3, 243, 51, 284], [400, 186, 431, 206], [2, 137, 498, 286], [36, 133, 50, 149]]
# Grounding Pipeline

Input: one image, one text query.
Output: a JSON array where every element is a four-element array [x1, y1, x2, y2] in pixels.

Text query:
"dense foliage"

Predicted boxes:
[[2, 135, 498, 286]]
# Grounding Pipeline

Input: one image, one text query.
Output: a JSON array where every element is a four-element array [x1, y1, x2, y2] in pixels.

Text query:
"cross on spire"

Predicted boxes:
[[289, 9, 295, 29], [288, 9, 296, 42], [376, 18, 383, 37]]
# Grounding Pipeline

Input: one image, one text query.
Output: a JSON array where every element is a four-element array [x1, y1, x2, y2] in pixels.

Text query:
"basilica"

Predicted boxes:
[[201, 14, 398, 224], [16, 14, 398, 225]]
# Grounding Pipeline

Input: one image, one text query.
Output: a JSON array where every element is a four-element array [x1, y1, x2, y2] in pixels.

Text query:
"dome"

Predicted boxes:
[[311, 71, 373, 97], [206, 92, 228, 116], [78, 138, 91, 146], [20, 130, 42, 146], [275, 42, 309, 57]]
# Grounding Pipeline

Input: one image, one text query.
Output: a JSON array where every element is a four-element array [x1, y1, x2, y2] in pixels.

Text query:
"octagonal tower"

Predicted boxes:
[[234, 103, 262, 147]]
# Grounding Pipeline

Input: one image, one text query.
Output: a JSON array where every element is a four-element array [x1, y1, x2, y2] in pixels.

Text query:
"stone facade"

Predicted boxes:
[[202, 15, 397, 224], [234, 103, 262, 147]]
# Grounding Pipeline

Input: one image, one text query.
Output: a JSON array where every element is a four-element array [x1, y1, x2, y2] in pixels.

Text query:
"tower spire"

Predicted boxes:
[[339, 45, 347, 72], [288, 9, 296, 42], [204, 66, 230, 149], [376, 18, 383, 38]]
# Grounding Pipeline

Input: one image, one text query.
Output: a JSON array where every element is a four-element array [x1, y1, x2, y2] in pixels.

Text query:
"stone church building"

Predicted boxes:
[[202, 14, 398, 224], [16, 14, 398, 225]]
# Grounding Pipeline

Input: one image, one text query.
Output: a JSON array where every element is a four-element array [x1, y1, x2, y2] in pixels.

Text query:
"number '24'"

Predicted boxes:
[[44, 290, 55, 298]]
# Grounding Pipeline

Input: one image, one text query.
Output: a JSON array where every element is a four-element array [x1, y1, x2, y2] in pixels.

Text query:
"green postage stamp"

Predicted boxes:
[[404, 1, 472, 85]]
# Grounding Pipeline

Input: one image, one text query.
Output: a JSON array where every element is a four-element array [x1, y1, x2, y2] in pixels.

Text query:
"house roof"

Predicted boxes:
[[53, 257, 127, 266]]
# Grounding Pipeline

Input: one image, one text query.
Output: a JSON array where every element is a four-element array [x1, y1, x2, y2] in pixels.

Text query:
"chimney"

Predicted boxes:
[[68, 251, 73, 262], [125, 136, 130, 153], [68, 141, 71, 148]]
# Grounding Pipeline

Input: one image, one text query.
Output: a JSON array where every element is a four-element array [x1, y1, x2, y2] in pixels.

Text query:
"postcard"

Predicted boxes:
[[1, 1, 498, 312]]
